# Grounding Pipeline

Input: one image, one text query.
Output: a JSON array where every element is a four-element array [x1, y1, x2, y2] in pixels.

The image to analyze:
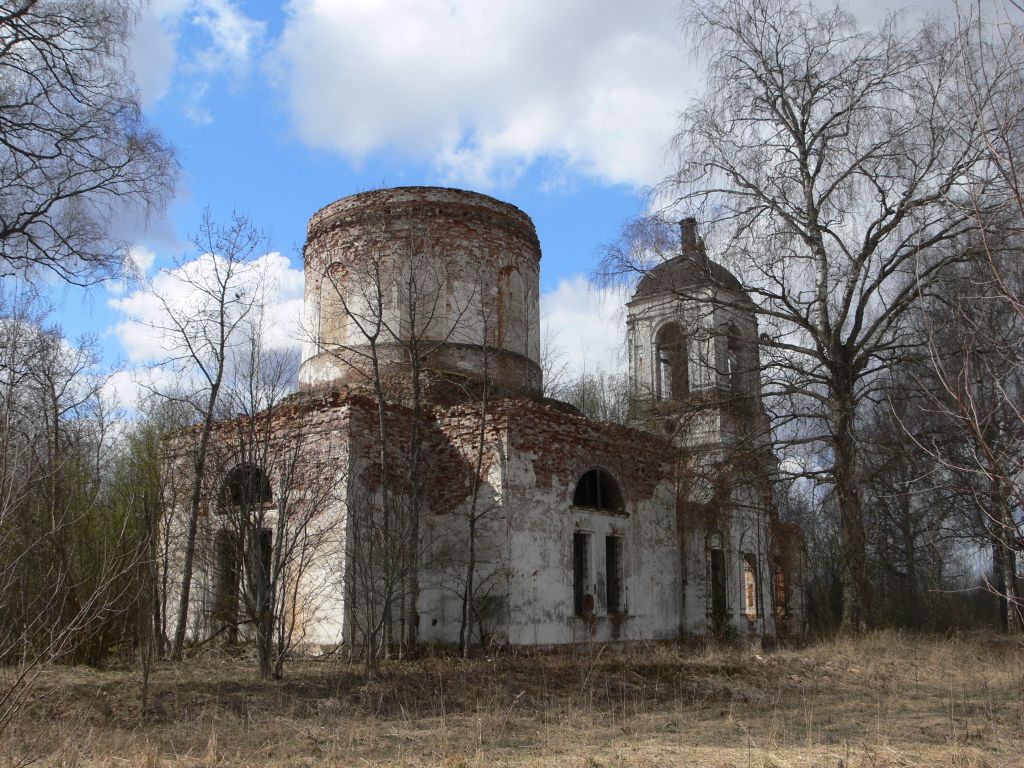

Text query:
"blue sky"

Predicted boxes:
[[75, 0, 695, 401], [45, 0, 952, 406]]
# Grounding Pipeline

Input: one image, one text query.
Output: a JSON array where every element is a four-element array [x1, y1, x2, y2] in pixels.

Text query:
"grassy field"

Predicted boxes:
[[2, 632, 1021, 767]]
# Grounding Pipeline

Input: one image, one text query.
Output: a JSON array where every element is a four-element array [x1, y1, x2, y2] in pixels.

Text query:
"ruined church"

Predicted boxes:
[[164, 186, 805, 650]]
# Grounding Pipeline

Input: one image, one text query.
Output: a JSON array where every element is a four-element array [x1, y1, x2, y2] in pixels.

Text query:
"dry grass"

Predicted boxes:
[[2, 631, 1022, 767]]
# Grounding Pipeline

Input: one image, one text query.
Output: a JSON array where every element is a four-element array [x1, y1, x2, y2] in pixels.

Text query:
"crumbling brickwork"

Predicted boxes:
[[300, 187, 542, 397], [161, 187, 806, 652]]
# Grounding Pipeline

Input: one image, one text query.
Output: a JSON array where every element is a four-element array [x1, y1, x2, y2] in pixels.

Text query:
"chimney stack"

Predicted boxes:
[[679, 216, 707, 270], [680, 217, 698, 253]]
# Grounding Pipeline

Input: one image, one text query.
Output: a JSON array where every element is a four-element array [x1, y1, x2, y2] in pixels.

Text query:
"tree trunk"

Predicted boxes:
[[368, 341, 392, 660], [832, 384, 871, 634], [994, 495, 1023, 634], [997, 544, 1021, 633], [171, 384, 222, 661], [993, 541, 1009, 631], [460, 510, 477, 657], [405, 346, 423, 652], [253, 540, 273, 679], [900, 491, 922, 629]]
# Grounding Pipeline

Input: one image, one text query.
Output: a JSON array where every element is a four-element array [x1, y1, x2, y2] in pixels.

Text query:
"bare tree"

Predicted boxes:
[[321, 227, 414, 661], [603, 0, 1015, 632], [940, 0, 1024, 632], [396, 240, 454, 652], [0, 286, 142, 735], [0, 0, 177, 285], [858, 374, 968, 630], [261, 433, 342, 678], [215, 319, 342, 679], [878, 2, 1024, 634], [441, 266, 504, 657], [911, 250, 1024, 632], [558, 369, 630, 424], [148, 212, 267, 660], [313, 210, 465, 662], [539, 324, 571, 399]]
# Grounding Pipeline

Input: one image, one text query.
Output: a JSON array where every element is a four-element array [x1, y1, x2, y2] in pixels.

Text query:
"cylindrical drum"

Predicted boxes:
[[299, 187, 542, 397]]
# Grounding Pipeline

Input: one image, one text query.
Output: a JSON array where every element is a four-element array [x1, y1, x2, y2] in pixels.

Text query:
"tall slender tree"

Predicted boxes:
[[603, 0, 1016, 632], [149, 212, 267, 660]]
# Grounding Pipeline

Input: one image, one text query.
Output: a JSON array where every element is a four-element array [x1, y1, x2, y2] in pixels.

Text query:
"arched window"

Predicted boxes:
[[219, 465, 272, 511], [572, 468, 623, 511], [654, 322, 688, 400]]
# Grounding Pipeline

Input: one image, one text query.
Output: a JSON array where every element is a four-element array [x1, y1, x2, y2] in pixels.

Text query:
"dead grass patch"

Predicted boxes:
[[2, 631, 1021, 767]]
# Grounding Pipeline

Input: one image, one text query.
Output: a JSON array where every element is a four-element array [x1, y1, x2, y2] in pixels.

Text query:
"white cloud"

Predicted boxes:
[[191, 0, 265, 78], [541, 274, 628, 379], [108, 250, 304, 367], [273, 0, 688, 188], [129, 245, 158, 275], [129, 0, 264, 118], [103, 368, 145, 412], [182, 81, 214, 125], [129, 2, 181, 104]]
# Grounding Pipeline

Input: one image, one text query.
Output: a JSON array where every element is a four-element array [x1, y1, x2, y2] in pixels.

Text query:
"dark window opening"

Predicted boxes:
[[220, 465, 272, 510], [710, 547, 726, 632], [606, 535, 624, 614], [213, 529, 239, 641], [573, 468, 623, 511], [655, 322, 688, 400], [573, 532, 592, 615], [247, 527, 273, 609]]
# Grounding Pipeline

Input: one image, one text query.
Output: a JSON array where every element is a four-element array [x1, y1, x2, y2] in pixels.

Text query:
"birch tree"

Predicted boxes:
[[603, 0, 1016, 632], [217, 316, 342, 679], [150, 212, 267, 660]]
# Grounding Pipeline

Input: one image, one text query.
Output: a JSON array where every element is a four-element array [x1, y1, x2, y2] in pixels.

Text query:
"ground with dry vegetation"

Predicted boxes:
[[2, 632, 1020, 767]]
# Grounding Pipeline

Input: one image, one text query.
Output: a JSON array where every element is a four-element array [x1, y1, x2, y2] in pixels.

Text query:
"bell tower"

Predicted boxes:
[[625, 218, 764, 452]]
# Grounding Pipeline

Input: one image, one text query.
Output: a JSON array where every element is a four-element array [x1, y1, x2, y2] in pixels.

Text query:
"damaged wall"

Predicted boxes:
[[159, 187, 807, 655], [300, 187, 542, 397]]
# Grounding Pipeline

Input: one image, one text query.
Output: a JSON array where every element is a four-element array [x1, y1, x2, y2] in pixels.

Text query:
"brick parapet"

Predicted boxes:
[[306, 186, 539, 256]]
